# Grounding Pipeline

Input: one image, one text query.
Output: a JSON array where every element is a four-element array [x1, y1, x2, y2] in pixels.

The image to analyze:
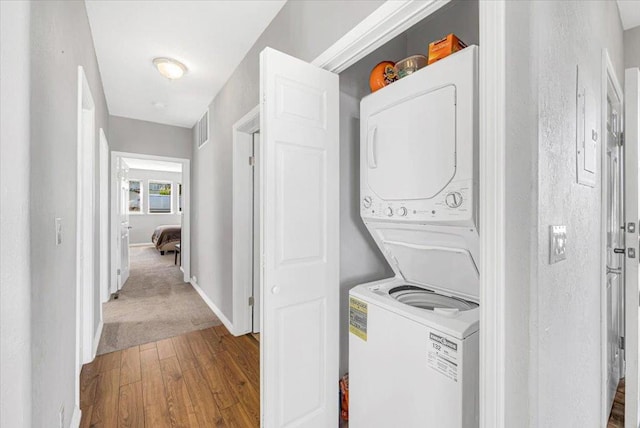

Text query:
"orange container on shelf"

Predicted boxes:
[[427, 33, 467, 65], [369, 61, 398, 93]]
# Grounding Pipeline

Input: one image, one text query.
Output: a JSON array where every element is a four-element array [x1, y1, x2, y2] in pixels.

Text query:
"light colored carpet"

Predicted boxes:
[[97, 245, 220, 355]]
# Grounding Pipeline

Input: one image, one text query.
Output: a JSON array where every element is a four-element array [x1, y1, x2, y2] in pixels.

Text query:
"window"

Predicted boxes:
[[178, 183, 183, 213], [148, 181, 172, 214], [128, 180, 142, 213]]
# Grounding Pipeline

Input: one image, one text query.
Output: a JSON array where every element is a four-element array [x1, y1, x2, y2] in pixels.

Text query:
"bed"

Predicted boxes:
[[151, 224, 181, 255]]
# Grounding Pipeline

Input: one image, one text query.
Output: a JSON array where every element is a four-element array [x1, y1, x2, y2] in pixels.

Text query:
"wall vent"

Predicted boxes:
[[196, 109, 209, 149]]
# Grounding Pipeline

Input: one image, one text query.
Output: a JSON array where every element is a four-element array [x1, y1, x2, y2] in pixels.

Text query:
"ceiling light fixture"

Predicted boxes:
[[153, 57, 187, 80]]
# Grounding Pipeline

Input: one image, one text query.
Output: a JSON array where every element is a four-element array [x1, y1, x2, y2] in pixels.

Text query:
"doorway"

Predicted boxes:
[[75, 66, 96, 410], [602, 50, 625, 425]]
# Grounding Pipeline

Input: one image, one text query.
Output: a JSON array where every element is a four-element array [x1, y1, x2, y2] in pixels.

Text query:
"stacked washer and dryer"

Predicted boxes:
[[349, 45, 479, 428]]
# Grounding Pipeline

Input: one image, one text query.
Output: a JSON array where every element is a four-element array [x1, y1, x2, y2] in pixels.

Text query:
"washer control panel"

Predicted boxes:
[[361, 181, 474, 225]]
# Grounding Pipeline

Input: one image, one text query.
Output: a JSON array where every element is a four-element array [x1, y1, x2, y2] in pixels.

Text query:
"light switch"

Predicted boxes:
[[55, 218, 62, 245], [549, 225, 567, 264]]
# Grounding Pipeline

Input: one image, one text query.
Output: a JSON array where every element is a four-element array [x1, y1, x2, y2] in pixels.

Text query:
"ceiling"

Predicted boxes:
[[85, 0, 286, 128], [122, 158, 182, 173], [617, 0, 640, 30]]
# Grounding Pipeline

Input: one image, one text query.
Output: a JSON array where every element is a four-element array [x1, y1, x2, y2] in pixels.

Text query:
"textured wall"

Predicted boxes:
[[29, 1, 110, 425], [625, 26, 640, 69], [528, 1, 623, 426], [0, 2, 32, 426], [109, 115, 193, 160], [126, 168, 183, 244], [191, 0, 385, 322]]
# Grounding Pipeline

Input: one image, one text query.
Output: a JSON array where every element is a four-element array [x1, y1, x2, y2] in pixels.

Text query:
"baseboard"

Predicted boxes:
[[70, 405, 81, 428], [189, 278, 236, 335], [92, 320, 103, 360], [129, 242, 153, 247]]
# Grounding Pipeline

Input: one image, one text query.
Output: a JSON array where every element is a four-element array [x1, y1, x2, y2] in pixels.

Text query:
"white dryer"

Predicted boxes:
[[349, 46, 479, 428]]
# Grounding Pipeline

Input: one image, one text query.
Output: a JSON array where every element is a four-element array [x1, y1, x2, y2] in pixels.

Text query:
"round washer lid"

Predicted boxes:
[[389, 285, 478, 311]]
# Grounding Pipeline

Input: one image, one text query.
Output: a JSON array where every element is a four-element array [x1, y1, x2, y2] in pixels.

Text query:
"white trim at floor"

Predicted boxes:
[[129, 243, 154, 247], [92, 320, 104, 360], [190, 279, 235, 335], [70, 405, 81, 428]]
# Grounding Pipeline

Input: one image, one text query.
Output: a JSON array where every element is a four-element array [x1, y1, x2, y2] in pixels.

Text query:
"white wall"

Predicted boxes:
[[191, 0, 386, 323], [625, 25, 640, 69], [109, 115, 193, 160], [503, 1, 624, 425], [127, 168, 182, 244], [29, 1, 110, 426], [0, 2, 32, 426]]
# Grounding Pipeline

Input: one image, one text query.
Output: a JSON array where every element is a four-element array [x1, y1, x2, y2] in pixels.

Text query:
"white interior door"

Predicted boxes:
[[119, 160, 130, 289], [606, 76, 624, 413], [625, 67, 640, 428], [260, 47, 339, 427], [253, 131, 261, 334]]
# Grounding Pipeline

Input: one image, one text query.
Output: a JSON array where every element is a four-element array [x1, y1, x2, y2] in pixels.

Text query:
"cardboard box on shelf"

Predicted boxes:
[[428, 33, 467, 65]]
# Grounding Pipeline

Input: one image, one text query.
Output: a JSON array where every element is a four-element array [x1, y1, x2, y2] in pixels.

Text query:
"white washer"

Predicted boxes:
[[349, 46, 479, 428]]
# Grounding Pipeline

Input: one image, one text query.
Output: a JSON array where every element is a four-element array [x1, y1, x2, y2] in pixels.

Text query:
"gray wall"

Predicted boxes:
[[110, 115, 193, 160], [29, 1, 109, 426], [625, 26, 640, 69], [503, 1, 624, 425], [127, 168, 183, 244], [191, 0, 385, 324], [0, 2, 32, 426]]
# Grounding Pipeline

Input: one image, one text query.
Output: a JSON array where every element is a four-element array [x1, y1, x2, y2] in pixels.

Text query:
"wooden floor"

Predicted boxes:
[[608, 378, 625, 428], [80, 325, 259, 428]]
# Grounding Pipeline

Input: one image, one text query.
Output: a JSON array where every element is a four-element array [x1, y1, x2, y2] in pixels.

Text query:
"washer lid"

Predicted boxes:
[[368, 225, 479, 301]]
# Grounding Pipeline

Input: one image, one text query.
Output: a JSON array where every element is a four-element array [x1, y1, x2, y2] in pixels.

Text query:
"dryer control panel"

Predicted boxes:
[[361, 180, 476, 227]]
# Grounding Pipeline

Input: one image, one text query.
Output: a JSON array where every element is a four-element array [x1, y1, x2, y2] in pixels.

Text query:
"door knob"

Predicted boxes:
[[271, 286, 280, 294], [614, 248, 626, 254]]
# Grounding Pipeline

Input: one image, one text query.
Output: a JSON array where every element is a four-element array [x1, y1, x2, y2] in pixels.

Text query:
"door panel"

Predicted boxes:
[[119, 161, 130, 288], [260, 47, 339, 428], [606, 84, 624, 413], [624, 67, 640, 428], [366, 85, 456, 201]]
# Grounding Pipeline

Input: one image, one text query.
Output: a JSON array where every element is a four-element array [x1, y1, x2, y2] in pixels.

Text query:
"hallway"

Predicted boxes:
[[81, 325, 259, 427], [98, 246, 220, 355]]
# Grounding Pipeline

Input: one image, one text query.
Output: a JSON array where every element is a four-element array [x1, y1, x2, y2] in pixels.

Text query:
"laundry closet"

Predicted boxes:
[[337, 1, 480, 426]]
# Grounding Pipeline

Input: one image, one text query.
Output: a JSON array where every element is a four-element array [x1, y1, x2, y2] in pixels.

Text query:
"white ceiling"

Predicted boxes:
[[123, 157, 182, 173], [85, 0, 286, 128], [617, 0, 640, 30]]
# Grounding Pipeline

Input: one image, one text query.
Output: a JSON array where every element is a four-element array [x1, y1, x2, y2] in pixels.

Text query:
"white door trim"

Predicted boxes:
[[110, 151, 191, 286], [478, 1, 506, 427], [99, 129, 110, 305], [311, 0, 450, 73], [75, 66, 96, 412], [601, 48, 624, 427], [232, 105, 261, 335]]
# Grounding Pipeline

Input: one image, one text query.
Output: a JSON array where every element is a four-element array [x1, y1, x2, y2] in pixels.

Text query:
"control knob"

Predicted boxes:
[[362, 196, 372, 209], [396, 207, 407, 216], [384, 207, 393, 217], [445, 192, 463, 208]]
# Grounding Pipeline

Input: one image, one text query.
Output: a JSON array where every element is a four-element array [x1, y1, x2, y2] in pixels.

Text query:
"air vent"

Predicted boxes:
[[196, 109, 209, 148]]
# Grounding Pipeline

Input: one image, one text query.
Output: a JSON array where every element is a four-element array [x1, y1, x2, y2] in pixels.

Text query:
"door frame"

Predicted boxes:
[[231, 1, 507, 424], [99, 129, 110, 306], [110, 151, 191, 288], [232, 106, 261, 335], [601, 48, 625, 426], [75, 66, 96, 411]]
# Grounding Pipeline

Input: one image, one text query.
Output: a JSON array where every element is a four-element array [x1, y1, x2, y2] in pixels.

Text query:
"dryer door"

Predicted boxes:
[[365, 84, 456, 201]]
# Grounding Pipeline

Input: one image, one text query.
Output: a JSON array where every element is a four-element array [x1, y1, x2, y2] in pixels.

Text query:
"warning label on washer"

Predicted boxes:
[[427, 332, 459, 382], [349, 297, 367, 341]]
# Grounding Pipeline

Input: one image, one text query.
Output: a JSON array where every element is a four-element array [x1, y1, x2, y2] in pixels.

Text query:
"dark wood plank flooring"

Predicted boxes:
[[608, 378, 625, 428], [80, 326, 259, 427]]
